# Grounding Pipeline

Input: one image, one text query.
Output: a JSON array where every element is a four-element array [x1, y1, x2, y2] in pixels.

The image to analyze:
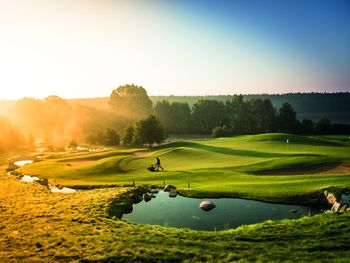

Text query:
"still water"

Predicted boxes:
[[14, 160, 33, 167], [123, 191, 320, 231]]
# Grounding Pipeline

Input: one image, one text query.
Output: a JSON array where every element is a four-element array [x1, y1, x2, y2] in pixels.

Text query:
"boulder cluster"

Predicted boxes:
[[164, 185, 177, 197]]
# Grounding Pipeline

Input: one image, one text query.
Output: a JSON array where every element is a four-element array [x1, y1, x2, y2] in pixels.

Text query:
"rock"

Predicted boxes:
[[134, 186, 148, 196], [6, 163, 18, 172], [144, 193, 152, 202], [38, 178, 49, 187], [339, 204, 349, 212], [164, 185, 176, 192], [7, 170, 20, 176], [324, 191, 339, 204], [169, 191, 177, 198], [123, 204, 133, 214], [290, 209, 297, 213], [150, 189, 159, 194], [130, 194, 143, 204], [331, 202, 341, 212], [199, 201, 216, 211], [150, 193, 156, 198]]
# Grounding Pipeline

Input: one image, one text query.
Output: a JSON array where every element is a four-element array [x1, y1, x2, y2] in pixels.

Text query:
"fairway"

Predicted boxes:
[[20, 133, 350, 203]]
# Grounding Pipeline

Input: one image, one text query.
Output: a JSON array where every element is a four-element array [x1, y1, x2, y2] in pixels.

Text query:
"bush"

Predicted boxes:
[[85, 128, 120, 146], [212, 126, 232, 138]]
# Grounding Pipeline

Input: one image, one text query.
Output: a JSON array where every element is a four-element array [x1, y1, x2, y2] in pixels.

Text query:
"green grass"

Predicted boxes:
[[20, 133, 350, 203], [1, 172, 350, 262], [2, 133, 350, 262]]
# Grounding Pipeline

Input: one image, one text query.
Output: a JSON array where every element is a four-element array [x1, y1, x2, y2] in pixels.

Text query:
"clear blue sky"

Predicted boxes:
[[0, 0, 349, 98]]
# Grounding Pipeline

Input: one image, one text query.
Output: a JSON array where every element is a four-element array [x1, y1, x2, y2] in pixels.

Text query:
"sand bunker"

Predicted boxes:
[[256, 162, 350, 176], [66, 160, 95, 167]]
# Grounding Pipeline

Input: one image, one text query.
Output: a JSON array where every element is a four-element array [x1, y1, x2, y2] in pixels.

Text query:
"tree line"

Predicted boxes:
[[151, 92, 350, 114], [153, 95, 350, 137], [95, 85, 350, 146], [0, 115, 29, 153], [1, 84, 349, 152], [152, 93, 350, 124]]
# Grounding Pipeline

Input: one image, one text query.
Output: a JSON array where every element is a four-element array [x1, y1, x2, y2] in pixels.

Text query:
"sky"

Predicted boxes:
[[0, 0, 349, 99]]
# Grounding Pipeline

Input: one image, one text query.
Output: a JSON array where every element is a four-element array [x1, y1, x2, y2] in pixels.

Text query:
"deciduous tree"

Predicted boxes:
[[132, 115, 164, 147], [109, 84, 152, 119]]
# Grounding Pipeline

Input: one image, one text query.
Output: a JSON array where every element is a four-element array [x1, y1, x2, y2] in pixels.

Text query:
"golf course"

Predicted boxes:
[[2, 0, 350, 260], [19, 133, 350, 203], [1, 133, 350, 261]]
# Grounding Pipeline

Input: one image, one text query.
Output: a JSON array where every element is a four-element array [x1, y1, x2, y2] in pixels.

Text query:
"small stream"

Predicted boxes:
[[21, 175, 40, 182], [123, 191, 321, 231], [14, 160, 33, 166], [13, 159, 77, 193]]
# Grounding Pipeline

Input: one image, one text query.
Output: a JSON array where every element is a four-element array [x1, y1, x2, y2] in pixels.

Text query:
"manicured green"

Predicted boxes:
[[20, 133, 350, 203]]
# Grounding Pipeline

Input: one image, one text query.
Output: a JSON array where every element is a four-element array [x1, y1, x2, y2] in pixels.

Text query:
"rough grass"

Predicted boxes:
[[1, 170, 350, 262]]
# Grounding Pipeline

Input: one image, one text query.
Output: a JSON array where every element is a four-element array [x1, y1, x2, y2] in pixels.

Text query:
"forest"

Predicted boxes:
[[0, 87, 349, 153]]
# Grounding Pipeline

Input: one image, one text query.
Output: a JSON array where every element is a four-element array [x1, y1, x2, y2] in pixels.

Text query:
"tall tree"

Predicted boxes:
[[315, 117, 331, 134], [132, 115, 165, 147], [248, 99, 277, 133], [192, 100, 225, 134], [122, 125, 135, 146], [104, 128, 120, 146], [170, 102, 192, 134], [154, 101, 192, 134], [109, 84, 152, 120], [154, 100, 172, 132], [0, 115, 25, 153], [278, 102, 300, 133], [301, 119, 315, 134], [224, 95, 251, 134]]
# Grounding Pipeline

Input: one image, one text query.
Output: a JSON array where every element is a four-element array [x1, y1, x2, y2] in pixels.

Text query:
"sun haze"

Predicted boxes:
[[0, 0, 349, 99]]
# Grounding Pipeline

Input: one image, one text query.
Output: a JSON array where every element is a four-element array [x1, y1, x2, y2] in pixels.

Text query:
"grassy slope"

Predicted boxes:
[[20, 133, 350, 203], [1, 171, 350, 262]]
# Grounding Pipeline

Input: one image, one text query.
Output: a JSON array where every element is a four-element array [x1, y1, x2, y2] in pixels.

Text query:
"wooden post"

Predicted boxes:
[[188, 182, 190, 188]]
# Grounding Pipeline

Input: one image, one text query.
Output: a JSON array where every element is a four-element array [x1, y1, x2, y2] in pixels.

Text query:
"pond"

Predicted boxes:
[[123, 191, 321, 231], [342, 194, 350, 203]]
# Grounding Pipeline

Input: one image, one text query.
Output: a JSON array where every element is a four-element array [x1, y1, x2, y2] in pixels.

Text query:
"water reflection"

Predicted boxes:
[[50, 186, 77, 193], [123, 191, 320, 231], [21, 175, 40, 182]]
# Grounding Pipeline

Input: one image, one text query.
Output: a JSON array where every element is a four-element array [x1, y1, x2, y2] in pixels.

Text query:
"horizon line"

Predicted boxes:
[[1, 91, 349, 101]]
